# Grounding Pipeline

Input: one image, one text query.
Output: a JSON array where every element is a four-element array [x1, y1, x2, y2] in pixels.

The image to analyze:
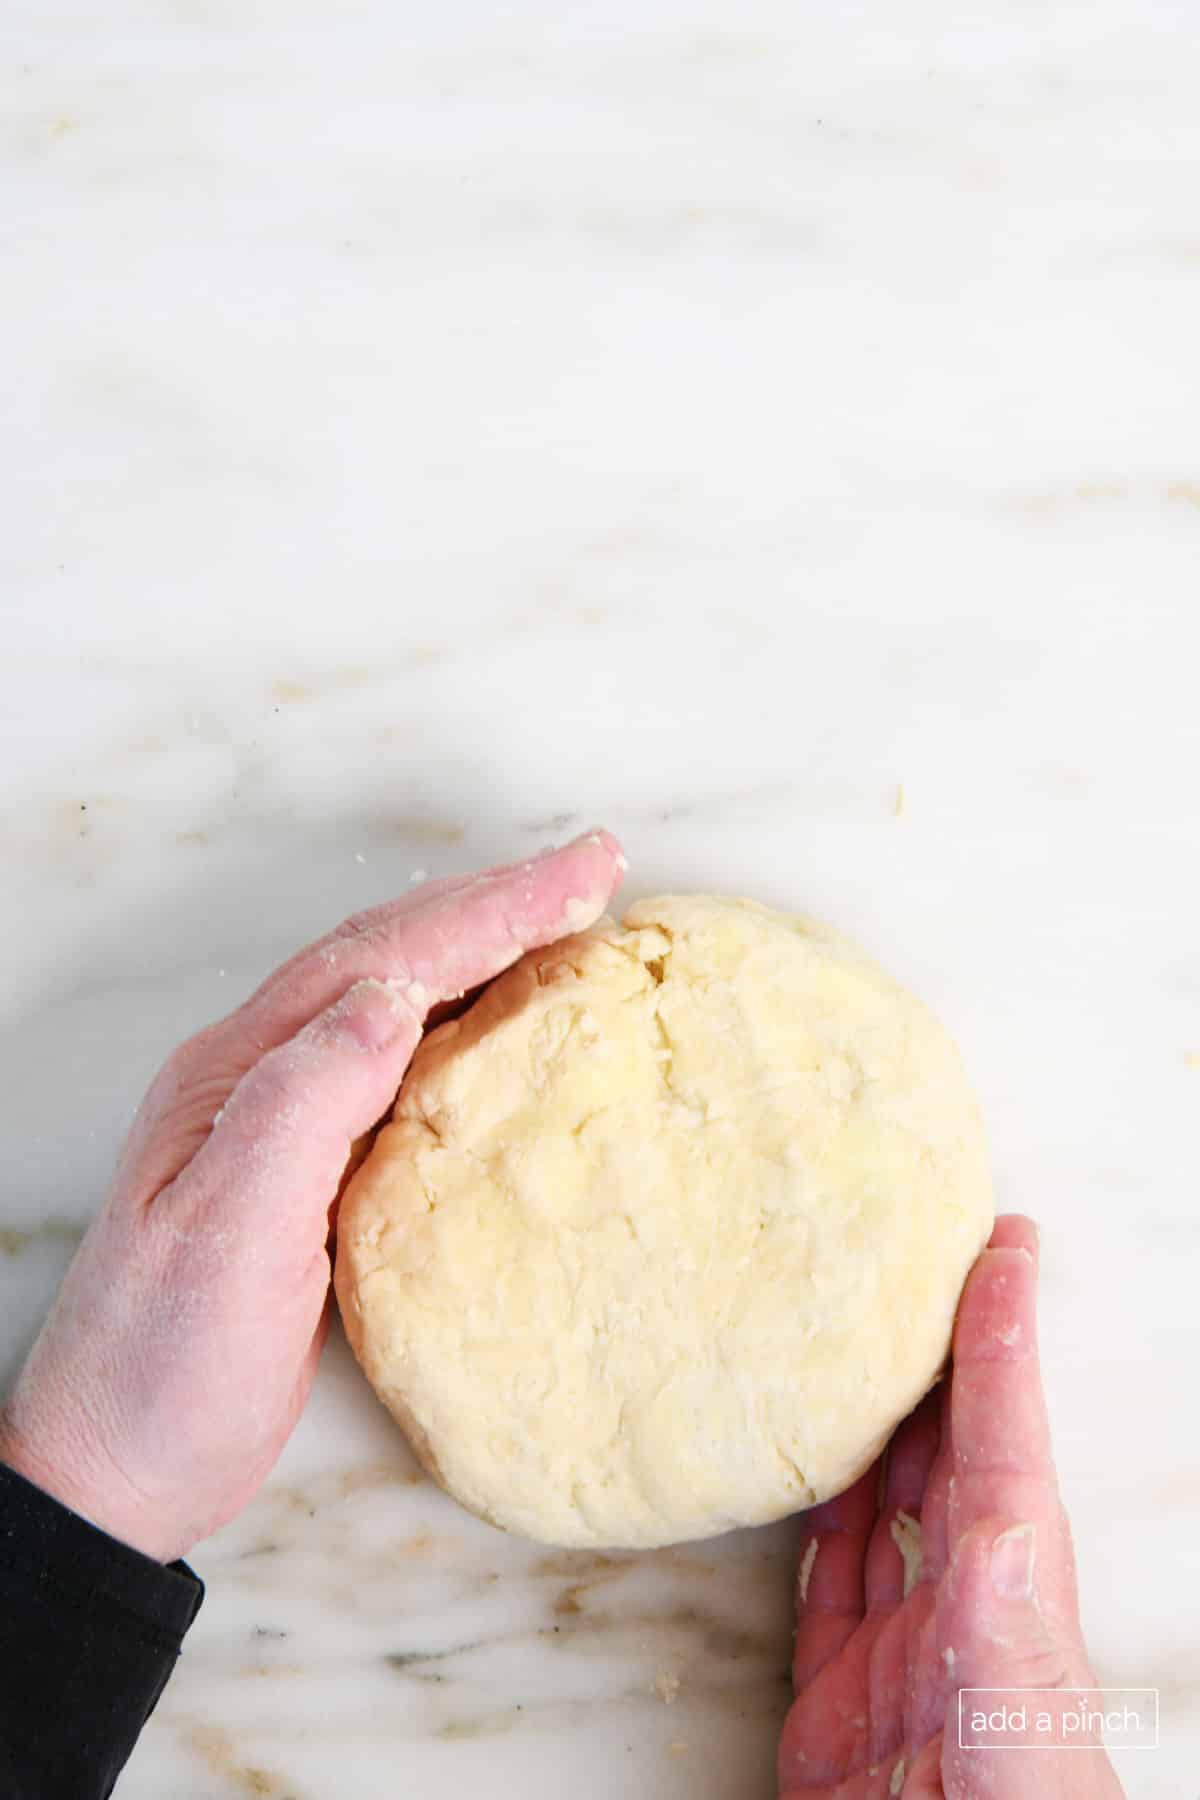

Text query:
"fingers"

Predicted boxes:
[[985, 1213, 1040, 1257], [948, 1214, 1086, 1654], [778, 1618, 885, 1791], [901, 1736, 943, 1797], [791, 1461, 879, 1691], [921, 1216, 1050, 1588], [948, 1216, 1058, 1541], [937, 1514, 1074, 1710], [909, 1511, 1079, 1785], [856, 1391, 941, 1774], [120, 831, 626, 1198], [914, 1378, 954, 1586], [913, 1213, 1095, 1782], [934, 1516, 1119, 1797], [154, 830, 624, 1247], [242, 828, 625, 1051], [159, 978, 425, 1245], [864, 1387, 942, 1612]]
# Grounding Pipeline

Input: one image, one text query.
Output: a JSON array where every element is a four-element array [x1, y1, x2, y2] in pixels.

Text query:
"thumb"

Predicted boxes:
[[154, 978, 423, 1266], [941, 1518, 1069, 1693], [935, 1518, 1109, 1795]]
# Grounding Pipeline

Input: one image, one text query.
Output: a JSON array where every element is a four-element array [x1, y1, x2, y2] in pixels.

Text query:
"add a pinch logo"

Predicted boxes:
[[958, 1688, 1159, 1753]]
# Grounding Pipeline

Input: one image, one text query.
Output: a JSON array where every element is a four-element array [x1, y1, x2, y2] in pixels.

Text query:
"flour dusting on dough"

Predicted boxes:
[[335, 895, 994, 1550]]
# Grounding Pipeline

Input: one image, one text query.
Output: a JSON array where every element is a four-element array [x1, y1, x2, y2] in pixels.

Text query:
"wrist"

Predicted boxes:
[[0, 1411, 174, 1564]]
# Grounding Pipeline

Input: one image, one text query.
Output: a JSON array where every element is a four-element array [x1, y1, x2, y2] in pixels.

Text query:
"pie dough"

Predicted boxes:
[[335, 896, 992, 1547]]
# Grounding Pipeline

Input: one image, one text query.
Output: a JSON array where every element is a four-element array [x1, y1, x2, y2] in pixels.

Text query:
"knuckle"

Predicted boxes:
[[155, 1023, 227, 1101], [156, 1039, 199, 1095], [334, 908, 383, 946]]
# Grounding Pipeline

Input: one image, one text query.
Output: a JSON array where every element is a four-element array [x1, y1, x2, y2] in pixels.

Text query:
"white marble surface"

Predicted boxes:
[[3, 1, 1198, 1794]]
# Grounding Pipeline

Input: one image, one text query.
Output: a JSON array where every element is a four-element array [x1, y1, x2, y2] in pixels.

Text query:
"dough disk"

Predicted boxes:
[[335, 895, 993, 1548]]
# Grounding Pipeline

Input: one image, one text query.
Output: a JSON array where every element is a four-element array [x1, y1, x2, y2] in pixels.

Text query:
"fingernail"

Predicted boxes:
[[990, 1523, 1037, 1600]]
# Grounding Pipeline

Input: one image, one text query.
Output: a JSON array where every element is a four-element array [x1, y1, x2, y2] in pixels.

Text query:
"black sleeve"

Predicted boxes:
[[0, 1461, 204, 1800]]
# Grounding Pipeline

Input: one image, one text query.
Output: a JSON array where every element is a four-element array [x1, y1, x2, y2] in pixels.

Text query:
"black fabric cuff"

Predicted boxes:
[[0, 1459, 204, 1800], [0, 1460, 203, 1641]]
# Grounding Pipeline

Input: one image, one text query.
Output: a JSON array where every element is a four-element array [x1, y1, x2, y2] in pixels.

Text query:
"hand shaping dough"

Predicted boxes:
[[335, 896, 993, 1548]]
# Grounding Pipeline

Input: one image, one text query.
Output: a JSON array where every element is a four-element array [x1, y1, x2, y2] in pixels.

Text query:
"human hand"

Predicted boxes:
[[778, 1214, 1123, 1798], [0, 832, 625, 1564]]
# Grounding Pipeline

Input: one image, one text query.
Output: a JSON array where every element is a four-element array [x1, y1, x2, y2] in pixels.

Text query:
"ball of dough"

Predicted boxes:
[[335, 896, 992, 1548]]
